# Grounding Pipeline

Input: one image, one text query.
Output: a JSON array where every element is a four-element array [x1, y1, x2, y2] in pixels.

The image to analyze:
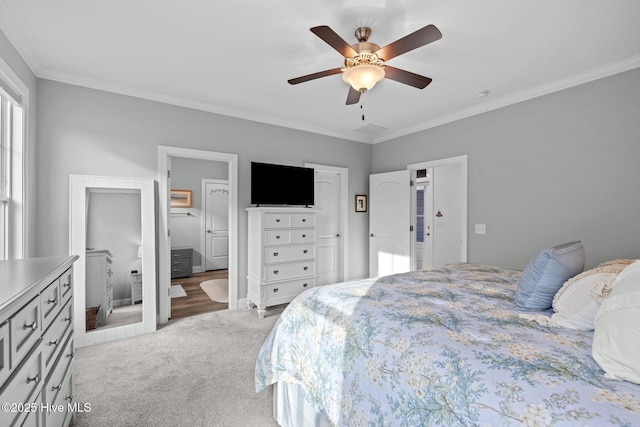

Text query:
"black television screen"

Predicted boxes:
[[251, 162, 314, 206]]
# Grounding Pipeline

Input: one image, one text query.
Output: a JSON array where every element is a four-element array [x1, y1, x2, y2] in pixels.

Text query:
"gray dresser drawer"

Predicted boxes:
[[171, 248, 192, 279], [0, 342, 43, 427], [10, 296, 41, 368]]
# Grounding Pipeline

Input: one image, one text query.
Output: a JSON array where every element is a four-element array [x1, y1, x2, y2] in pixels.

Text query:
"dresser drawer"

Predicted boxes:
[[10, 296, 41, 367], [45, 369, 72, 427], [0, 342, 43, 427], [264, 260, 315, 281], [263, 278, 314, 302], [265, 230, 291, 245], [42, 300, 73, 372], [291, 213, 315, 227], [265, 213, 291, 228], [265, 244, 314, 263], [20, 392, 43, 427], [0, 321, 9, 384], [291, 229, 315, 243], [41, 279, 62, 331], [44, 336, 74, 409], [59, 268, 73, 306]]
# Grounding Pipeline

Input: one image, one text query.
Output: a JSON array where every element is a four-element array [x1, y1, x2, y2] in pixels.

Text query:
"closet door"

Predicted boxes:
[[369, 170, 411, 278]]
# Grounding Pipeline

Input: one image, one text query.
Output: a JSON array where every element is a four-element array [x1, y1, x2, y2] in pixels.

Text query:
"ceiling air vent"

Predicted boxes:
[[353, 123, 388, 135]]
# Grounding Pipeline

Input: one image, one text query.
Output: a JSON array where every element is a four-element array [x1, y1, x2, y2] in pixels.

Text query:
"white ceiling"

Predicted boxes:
[[1, 0, 639, 144]]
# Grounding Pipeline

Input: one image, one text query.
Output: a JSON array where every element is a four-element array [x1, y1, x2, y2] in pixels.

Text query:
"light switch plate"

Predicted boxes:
[[475, 224, 486, 234]]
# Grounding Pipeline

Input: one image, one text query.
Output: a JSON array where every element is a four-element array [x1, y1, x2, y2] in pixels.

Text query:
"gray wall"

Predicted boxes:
[[34, 79, 372, 302], [374, 68, 640, 269]]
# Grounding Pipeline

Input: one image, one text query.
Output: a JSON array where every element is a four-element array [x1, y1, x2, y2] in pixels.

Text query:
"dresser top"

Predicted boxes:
[[0, 256, 78, 311]]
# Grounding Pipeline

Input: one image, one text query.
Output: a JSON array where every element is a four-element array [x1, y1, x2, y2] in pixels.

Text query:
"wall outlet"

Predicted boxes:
[[475, 224, 486, 235]]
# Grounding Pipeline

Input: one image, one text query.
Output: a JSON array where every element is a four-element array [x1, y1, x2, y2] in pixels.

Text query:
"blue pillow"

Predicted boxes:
[[515, 241, 585, 310]]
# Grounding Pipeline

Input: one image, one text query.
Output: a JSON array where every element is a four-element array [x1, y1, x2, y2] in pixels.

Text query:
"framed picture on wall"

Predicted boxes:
[[170, 189, 192, 208], [355, 195, 367, 212]]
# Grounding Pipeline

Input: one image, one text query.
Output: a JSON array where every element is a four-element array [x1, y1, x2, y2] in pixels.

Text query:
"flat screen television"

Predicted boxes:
[[251, 162, 314, 206]]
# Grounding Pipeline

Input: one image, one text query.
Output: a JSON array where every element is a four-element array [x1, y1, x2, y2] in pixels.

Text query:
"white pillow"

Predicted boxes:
[[592, 259, 640, 384], [551, 266, 624, 330]]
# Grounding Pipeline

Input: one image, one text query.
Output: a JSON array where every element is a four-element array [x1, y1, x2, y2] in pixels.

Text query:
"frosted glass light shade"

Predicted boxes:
[[342, 64, 385, 92]]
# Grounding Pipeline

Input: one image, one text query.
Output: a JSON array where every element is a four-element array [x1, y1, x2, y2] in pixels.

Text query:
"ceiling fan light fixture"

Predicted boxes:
[[342, 64, 385, 92]]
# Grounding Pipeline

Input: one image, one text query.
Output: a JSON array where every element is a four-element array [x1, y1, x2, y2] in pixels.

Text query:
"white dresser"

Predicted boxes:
[[85, 249, 113, 326], [0, 256, 78, 427], [246, 207, 317, 318]]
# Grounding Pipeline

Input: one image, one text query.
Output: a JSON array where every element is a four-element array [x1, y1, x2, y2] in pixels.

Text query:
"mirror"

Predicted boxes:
[[70, 175, 156, 347]]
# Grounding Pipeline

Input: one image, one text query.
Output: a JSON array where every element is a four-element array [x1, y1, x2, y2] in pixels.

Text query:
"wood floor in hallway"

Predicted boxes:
[[170, 270, 228, 320]]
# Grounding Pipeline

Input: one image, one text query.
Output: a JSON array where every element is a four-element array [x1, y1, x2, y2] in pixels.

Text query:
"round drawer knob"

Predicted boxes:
[[303, 266, 309, 271], [302, 218, 306, 222], [273, 270, 279, 275], [303, 283, 308, 288], [273, 252, 279, 257], [276, 219, 280, 222], [303, 250, 308, 254], [273, 288, 279, 293], [302, 234, 306, 238], [276, 235, 281, 239]]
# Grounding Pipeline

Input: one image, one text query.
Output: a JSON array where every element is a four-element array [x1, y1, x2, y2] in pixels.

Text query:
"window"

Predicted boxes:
[[0, 59, 26, 260], [416, 187, 424, 243]]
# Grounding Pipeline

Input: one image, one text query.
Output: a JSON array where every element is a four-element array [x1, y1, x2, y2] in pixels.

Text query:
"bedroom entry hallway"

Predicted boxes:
[[170, 269, 228, 320]]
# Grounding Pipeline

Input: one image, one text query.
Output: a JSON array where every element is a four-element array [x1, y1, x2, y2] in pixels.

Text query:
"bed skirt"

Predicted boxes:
[[273, 381, 331, 427]]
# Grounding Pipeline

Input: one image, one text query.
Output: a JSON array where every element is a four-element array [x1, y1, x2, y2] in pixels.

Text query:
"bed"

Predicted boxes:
[[255, 262, 640, 426]]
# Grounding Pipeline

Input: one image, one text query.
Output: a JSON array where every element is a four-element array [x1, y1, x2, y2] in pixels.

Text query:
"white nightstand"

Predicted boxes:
[[130, 272, 142, 305]]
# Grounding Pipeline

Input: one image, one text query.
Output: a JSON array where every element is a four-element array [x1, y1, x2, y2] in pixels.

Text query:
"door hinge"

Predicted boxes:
[[167, 170, 171, 178], [410, 225, 414, 232], [168, 288, 171, 296], [410, 180, 414, 186], [168, 229, 171, 237]]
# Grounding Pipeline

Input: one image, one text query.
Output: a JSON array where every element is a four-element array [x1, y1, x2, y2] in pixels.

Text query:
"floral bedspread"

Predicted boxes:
[[255, 263, 640, 426]]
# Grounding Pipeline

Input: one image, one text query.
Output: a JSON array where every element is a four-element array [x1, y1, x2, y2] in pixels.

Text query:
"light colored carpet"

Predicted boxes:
[[72, 306, 285, 427], [95, 304, 142, 330], [170, 284, 187, 298], [200, 279, 229, 303]]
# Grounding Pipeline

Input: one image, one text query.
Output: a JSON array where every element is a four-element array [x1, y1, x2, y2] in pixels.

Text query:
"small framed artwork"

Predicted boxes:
[[170, 189, 192, 208], [355, 195, 367, 212]]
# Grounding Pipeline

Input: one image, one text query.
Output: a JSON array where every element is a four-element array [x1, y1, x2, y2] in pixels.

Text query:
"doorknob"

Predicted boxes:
[[207, 230, 212, 234], [370, 233, 375, 237], [336, 233, 341, 237]]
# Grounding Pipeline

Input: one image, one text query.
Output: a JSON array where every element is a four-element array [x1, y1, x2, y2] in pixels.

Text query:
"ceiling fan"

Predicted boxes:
[[288, 24, 442, 105]]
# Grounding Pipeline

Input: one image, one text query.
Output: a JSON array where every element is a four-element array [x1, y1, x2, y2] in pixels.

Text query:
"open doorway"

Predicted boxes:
[[158, 146, 238, 324], [168, 159, 230, 320]]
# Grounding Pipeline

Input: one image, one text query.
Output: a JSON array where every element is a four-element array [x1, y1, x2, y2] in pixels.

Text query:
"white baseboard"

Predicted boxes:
[[192, 265, 203, 273], [113, 298, 131, 307], [236, 297, 247, 310]]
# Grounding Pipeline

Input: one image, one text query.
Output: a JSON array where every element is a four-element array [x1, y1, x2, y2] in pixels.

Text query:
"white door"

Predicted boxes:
[[369, 170, 411, 278], [204, 180, 229, 270], [313, 169, 343, 285]]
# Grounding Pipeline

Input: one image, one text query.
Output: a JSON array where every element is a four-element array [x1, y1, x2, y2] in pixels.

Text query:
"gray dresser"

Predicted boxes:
[[170, 248, 192, 279], [85, 249, 113, 327], [0, 256, 78, 427]]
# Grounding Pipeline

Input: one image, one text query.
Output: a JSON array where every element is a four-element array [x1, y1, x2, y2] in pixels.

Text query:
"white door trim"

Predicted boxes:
[[304, 162, 348, 281], [158, 146, 238, 324], [407, 154, 468, 263]]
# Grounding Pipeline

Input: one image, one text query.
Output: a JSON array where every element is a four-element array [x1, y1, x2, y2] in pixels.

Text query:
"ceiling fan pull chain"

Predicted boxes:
[[361, 104, 365, 121]]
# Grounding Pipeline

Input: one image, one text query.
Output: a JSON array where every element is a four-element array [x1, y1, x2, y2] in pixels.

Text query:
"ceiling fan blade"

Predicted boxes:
[[384, 66, 433, 89], [374, 24, 442, 61], [345, 86, 361, 105], [288, 68, 343, 85], [310, 26, 358, 58]]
